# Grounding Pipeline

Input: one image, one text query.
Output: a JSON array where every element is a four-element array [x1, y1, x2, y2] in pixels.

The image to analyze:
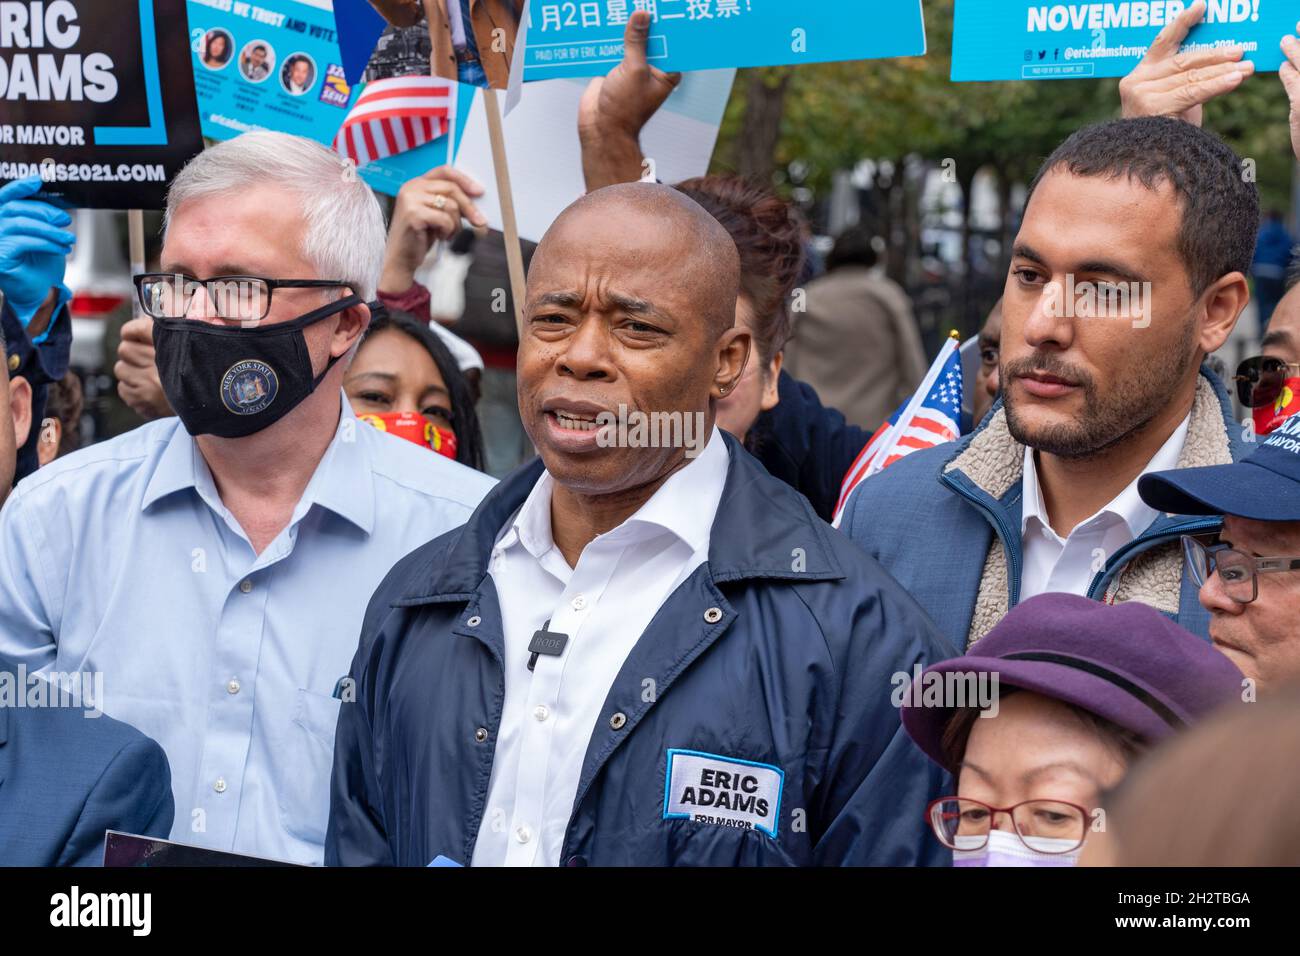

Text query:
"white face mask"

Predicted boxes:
[[952, 829, 1082, 868]]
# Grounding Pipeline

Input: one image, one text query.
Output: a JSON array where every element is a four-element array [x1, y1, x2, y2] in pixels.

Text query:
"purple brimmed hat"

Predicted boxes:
[[900, 593, 1244, 770]]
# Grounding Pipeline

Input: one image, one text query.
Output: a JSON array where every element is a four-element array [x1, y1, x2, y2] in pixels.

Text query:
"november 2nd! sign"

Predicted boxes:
[[953, 0, 1293, 81], [0, 0, 204, 208]]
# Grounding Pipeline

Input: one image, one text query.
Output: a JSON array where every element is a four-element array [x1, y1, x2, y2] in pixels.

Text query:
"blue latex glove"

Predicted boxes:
[[0, 176, 75, 328]]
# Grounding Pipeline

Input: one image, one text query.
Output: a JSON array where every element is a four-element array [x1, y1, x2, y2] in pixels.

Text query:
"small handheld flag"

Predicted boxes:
[[832, 332, 965, 527], [333, 76, 456, 167]]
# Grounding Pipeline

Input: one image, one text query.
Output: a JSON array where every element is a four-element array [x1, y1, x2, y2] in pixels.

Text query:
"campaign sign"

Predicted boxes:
[[953, 0, 1292, 81], [188, 0, 361, 144], [103, 831, 303, 866], [353, 94, 474, 198], [521, 0, 928, 79], [331, 0, 386, 84], [0, 0, 204, 208], [190, 1, 474, 198]]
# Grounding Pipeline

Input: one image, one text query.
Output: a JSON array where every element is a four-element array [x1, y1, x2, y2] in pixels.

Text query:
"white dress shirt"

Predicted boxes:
[[1019, 414, 1190, 600], [472, 427, 729, 866]]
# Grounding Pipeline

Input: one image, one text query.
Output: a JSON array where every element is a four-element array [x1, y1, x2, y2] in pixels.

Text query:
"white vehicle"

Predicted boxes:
[[63, 208, 134, 374]]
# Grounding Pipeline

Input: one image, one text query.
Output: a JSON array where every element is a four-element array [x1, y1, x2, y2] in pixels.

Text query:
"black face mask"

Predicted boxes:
[[152, 295, 363, 438]]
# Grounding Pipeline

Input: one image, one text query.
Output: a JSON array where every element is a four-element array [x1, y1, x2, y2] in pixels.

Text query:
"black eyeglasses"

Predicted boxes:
[[1182, 534, 1300, 604], [133, 273, 354, 323], [1234, 355, 1300, 408]]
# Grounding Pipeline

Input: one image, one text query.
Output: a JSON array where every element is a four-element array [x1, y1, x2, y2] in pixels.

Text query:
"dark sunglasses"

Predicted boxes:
[[1234, 355, 1300, 408]]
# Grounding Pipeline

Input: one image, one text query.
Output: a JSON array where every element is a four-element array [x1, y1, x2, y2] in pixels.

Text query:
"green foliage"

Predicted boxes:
[[713, 0, 1294, 211]]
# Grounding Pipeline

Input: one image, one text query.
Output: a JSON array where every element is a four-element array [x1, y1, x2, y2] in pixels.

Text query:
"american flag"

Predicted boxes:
[[333, 76, 456, 167], [831, 334, 964, 527]]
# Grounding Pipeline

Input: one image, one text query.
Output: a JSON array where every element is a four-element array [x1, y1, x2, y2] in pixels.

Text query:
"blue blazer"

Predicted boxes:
[[0, 695, 174, 866]]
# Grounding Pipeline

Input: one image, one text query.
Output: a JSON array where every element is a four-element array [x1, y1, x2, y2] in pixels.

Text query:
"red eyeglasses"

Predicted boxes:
[[926, 796, 1091, 853]]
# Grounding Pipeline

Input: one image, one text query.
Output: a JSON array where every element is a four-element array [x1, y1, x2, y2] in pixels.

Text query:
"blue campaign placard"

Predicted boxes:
[[953, 0, 1292, 82], [356, 88, 477, 197], [187, 0, 360, 142], [187, 1, 473, 196], [521, 0, 927, 80]]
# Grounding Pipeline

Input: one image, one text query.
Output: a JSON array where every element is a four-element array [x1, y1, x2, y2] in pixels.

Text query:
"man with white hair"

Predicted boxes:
[[0, 131, 495, 865]]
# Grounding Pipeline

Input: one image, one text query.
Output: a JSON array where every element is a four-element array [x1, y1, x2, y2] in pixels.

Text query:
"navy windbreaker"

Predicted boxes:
[[326, 434, 957, 866]]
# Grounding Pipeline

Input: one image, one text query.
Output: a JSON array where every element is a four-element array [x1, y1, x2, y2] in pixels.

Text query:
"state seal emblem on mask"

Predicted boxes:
[[221, 360, 279, 415]]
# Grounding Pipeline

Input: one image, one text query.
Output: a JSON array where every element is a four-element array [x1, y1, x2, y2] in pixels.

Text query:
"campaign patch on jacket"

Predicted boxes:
[[221, 360, 278, 415], [663, 749, 783, 838]]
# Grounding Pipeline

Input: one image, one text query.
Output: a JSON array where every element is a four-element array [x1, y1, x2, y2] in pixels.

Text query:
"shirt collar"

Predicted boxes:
[[1021, 413, 1191, 539], [499, 426, 729, 560], [141, 391, 376, 536], [140, 419, 203, 511], [296, 398, 376, 534]]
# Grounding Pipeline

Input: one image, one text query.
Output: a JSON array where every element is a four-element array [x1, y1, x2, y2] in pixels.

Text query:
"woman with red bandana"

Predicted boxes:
[[346, 308, 486, 471]]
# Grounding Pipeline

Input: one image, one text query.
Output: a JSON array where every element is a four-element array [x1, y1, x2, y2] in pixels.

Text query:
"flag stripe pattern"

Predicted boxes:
[[831, 336, 964, 526], [333, 76, 454, 167]]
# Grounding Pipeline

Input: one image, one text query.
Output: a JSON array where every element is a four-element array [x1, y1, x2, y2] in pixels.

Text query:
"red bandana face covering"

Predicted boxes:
[[359, 411, 458, 460], [1253, 377, 1300, 436]]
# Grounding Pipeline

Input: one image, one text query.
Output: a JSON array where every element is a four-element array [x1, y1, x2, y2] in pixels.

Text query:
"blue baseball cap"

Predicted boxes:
[[1138, 412, 1300, 522]]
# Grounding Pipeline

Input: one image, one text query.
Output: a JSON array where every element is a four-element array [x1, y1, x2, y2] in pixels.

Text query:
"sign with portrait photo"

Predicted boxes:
[[188, 0, 361, 143]]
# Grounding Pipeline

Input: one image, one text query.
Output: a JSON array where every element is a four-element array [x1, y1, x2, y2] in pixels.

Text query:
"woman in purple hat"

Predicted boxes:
[[898, 593, 1245, 867]]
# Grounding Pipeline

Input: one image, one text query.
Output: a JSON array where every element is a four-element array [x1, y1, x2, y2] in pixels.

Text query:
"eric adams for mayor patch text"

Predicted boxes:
[[662, 749, 784, 838]]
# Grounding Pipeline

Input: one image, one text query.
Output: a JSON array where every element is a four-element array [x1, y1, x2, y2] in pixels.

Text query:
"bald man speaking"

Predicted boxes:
[[327, 184, 954, 867]]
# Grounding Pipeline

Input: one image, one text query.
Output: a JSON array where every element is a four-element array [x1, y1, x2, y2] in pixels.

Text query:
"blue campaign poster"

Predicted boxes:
[[521, 0, 928, 79], [356, 89, 476, 197], [187, 0, 360, 141], [953, 0, 1292, 82], [331, 0, 388, 84], [187, 0, 474, 196]]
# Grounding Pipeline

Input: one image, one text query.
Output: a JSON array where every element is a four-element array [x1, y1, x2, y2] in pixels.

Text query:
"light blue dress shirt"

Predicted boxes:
[[0, 395, 496, 864]]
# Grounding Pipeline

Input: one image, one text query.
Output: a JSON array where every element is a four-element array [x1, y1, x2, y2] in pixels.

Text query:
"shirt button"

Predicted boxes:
[[474, 727, 489, 742], [533, 704, 549, 722], [704, 606, 723, 624], [571, 594, 587, 610], [515, 824, 532, 844], [467, 615, 482, 627], [226, 678, 241, 695], [609, 712, 627, 730], [214, 777, 227, 793], [239, 579, 253, 593]]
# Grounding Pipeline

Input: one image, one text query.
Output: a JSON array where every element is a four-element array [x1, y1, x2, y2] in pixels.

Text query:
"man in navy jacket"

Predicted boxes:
[[327, 183, 955, 866]]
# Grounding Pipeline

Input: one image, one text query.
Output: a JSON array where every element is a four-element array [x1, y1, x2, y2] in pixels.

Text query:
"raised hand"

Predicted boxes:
[[1119, 1, 1253, 126]]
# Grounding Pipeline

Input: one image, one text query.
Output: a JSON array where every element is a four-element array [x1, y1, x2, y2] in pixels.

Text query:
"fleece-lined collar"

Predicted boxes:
[[939, 366, 1241, 647]]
